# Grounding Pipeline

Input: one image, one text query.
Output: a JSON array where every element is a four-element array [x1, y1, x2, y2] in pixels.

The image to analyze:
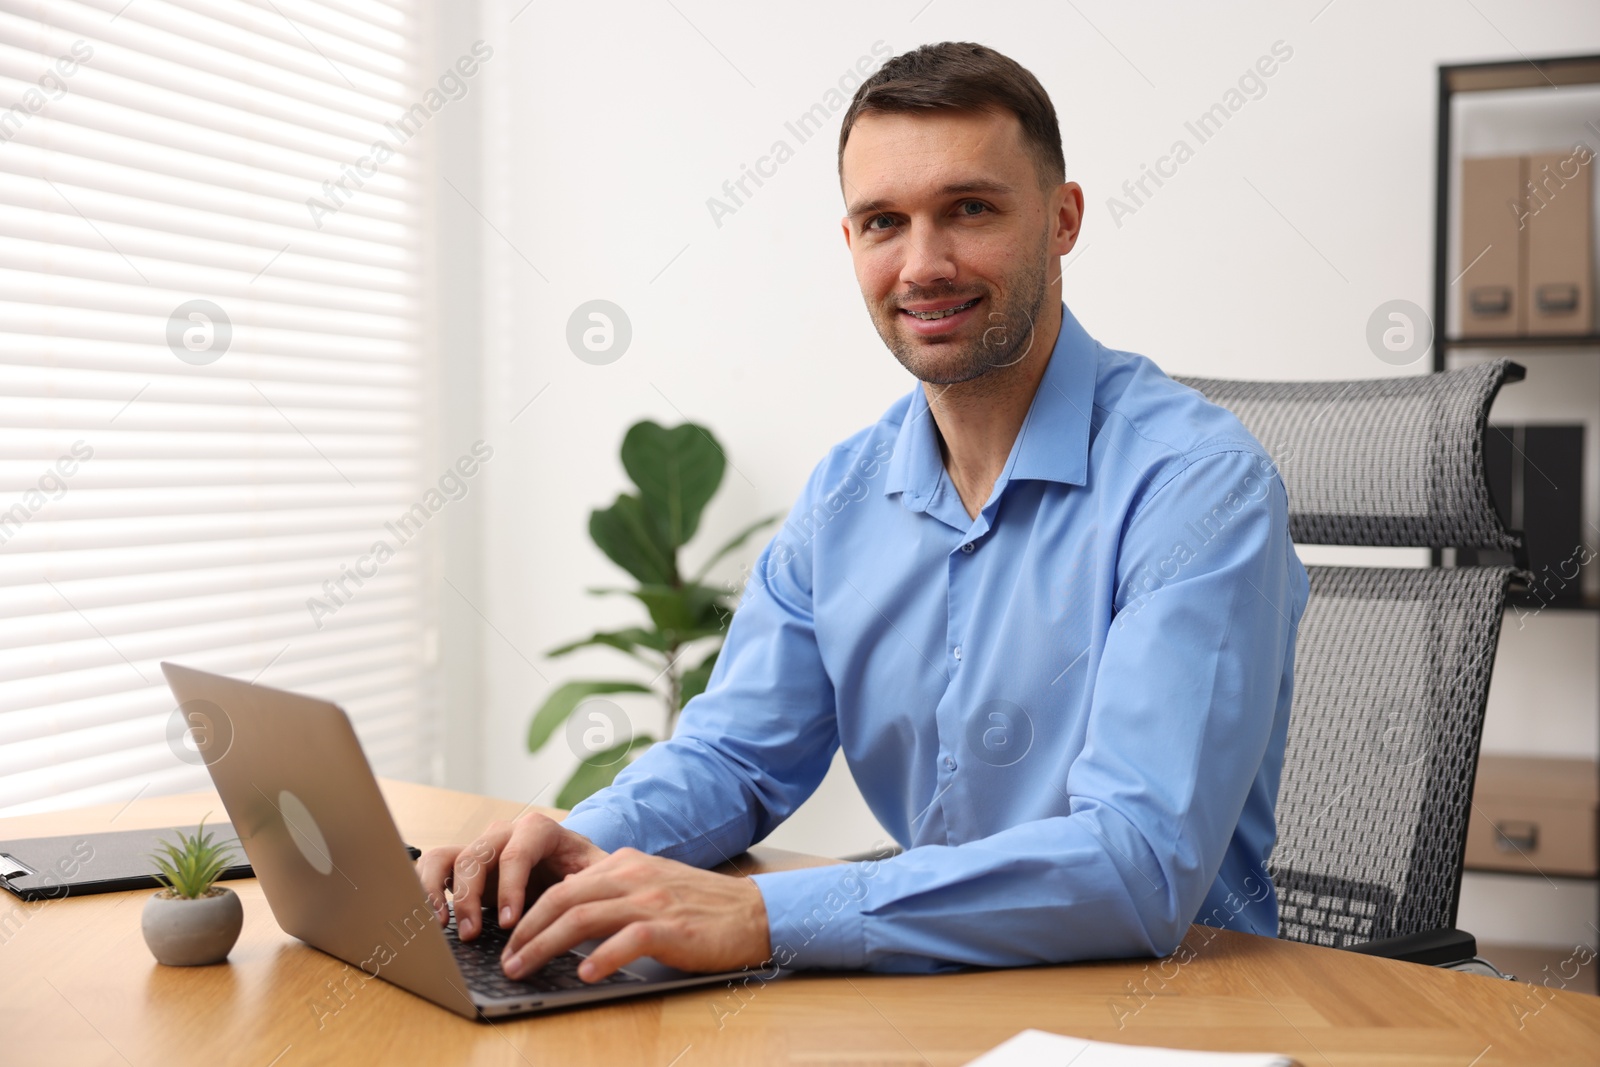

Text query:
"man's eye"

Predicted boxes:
[[865, 215, 896, 232], [957, 201, 988, 216]]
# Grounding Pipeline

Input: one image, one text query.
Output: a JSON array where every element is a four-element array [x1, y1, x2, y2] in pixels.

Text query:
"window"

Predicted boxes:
[[0, 1, 436, 815]]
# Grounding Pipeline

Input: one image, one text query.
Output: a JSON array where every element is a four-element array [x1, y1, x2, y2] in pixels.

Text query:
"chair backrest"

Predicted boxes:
[[1176, 359, 1523, 948]]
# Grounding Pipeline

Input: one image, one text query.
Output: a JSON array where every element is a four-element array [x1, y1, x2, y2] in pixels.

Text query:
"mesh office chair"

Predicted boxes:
[[1177, 358, 1526, 970]]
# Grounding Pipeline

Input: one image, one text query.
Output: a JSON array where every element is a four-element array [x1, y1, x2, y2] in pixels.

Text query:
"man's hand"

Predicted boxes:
[[415, 812, 607, 940], [500, 847, 771, 983]]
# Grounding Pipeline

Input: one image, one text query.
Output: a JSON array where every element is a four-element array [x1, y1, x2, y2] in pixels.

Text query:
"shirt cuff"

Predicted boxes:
[[751, 863, 868, 971], [557, 804, 633, 854]]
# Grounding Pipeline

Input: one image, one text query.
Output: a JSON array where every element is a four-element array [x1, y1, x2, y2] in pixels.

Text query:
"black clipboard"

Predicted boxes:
[[0, 823, 421, 901]]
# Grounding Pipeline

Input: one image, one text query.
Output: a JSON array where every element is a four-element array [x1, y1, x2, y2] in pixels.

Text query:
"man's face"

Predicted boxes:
[[839, 109, 1075, 385]]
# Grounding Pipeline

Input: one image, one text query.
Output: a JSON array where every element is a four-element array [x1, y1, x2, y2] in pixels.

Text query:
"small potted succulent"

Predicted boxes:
[[141, 816, 244, 966]]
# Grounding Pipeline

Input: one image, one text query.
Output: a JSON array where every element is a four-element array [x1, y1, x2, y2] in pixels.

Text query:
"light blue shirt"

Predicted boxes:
[[562, 303, 1309, 973]]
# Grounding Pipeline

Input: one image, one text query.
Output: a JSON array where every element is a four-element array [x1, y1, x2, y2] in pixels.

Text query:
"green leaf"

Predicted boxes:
[[621, 422, 726, 549], [555, 735, 657, 809], [679, 587, 735, 632], [691, 511, 783, 583], [588, 582, 731, 634], [660, 623, 727, 650], [547, 627, 671, 661], [528, 681, 654, 752], [589, 493, 676, 585], [679, 649, 719, 707]]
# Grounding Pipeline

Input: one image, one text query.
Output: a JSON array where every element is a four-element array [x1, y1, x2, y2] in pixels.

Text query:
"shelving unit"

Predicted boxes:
[[1432, 53, 1600, 359], [1432, 54, 1600, 942], [1447, 334, 1600, 350]]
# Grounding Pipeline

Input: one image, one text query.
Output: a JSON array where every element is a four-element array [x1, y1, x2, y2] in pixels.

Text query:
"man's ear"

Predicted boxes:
[[840, 215, 854, 252], [1052, 181, 1084, 258]]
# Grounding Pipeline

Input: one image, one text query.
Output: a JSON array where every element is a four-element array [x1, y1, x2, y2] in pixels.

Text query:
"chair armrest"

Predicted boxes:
[[1346, 928, 1478, 967]]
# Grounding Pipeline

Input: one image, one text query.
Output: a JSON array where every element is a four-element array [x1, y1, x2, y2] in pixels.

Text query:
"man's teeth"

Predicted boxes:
[[906, 298, 979, 320]]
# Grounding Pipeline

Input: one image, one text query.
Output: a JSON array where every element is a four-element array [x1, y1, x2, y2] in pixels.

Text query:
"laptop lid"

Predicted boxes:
[[160, 662, 479, 1019]]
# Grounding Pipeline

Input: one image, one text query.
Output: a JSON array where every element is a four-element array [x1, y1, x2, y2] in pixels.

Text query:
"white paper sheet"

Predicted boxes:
[[964, 1029, 1296, 1067]]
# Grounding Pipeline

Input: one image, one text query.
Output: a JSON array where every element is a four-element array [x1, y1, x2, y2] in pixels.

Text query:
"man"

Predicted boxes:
[[418, 41, 1309, 984]]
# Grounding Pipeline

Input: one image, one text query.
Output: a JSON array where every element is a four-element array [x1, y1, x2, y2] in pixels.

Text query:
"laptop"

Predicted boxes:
[[160, 662, 772, 1019]]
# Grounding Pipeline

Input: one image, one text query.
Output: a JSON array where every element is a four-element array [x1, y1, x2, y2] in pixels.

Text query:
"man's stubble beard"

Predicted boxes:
[[870, 233, 1051, 388]]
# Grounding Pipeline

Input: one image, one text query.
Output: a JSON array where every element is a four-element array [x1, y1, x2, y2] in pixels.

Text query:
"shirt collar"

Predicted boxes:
[[883, 301, 1097, 508]]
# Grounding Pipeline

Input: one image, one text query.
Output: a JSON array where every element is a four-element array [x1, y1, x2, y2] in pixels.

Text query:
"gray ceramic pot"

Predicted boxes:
[[141, 886, 243, 966]]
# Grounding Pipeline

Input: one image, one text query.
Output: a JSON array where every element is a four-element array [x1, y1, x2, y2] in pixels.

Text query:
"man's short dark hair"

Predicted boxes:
[[837, 42, 1066, 189]]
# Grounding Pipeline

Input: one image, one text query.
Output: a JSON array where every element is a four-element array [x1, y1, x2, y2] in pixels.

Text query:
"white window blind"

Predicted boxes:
[[0, 0, 436, 816]]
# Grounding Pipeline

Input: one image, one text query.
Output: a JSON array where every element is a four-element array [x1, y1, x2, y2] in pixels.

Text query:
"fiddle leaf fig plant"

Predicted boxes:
[[529, 420, 779, 809]]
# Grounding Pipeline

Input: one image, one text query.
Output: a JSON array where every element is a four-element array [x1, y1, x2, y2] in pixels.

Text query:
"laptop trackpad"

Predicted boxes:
[[570, 939, 690, 982]]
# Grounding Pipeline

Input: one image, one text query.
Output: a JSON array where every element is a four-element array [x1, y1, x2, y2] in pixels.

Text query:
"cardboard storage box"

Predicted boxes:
[[1465, 754, 1598, 877], [1524, 149, 1595, 335], [1459, 155, 1526, 337]]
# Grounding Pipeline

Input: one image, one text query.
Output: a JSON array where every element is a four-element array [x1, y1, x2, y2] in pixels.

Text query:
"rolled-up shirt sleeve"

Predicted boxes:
[[749, 448, 1305, 973]]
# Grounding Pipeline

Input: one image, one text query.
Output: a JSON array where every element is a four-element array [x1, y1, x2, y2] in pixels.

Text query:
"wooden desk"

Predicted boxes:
[[2, 781, 1596, 1066]]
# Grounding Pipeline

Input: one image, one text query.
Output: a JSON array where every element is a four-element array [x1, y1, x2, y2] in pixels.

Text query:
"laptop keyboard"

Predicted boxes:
[[445, 905, 646, 998]]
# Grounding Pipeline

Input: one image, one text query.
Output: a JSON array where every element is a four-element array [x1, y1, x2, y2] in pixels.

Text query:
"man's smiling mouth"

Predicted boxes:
[[901, 297, 980, 321]]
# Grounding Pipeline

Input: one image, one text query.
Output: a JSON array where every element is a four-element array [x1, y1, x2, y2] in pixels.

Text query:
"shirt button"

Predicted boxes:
[[943, 755, 957, 771], [952, 646, 962, 661], [960, 542, 975, 554]]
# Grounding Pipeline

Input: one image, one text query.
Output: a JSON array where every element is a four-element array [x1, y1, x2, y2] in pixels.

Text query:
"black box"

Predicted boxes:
[[1463, 423, 1585, 605]]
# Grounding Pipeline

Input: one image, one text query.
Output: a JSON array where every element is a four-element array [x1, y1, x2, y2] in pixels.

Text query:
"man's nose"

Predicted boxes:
[[897, 224, 958, 290]]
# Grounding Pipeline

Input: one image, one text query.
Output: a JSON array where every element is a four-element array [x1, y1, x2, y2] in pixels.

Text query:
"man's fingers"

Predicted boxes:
[[578, 921, 664, 982], [414, 846, 461, 924], [502, 862, 631, 959], [495, 816, 556, 930], [451, 822, 511, 939], [502, 899, 642, 979]]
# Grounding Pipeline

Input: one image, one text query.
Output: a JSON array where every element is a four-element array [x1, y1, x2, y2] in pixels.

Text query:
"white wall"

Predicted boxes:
[[434, 1, 1600, 942]]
